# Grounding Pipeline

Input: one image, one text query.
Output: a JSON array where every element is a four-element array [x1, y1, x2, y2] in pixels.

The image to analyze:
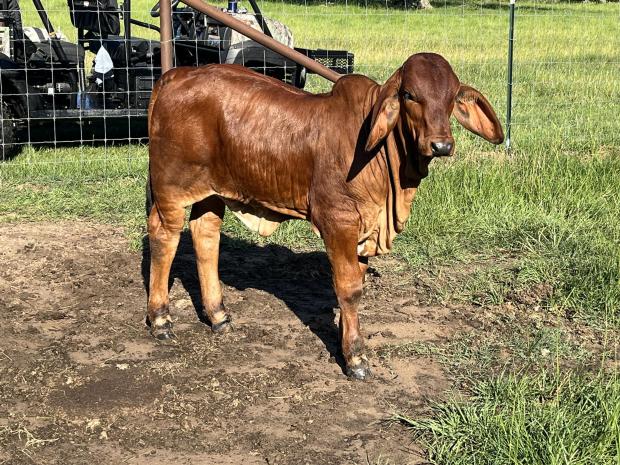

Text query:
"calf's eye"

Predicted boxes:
[[403, 92, 415, 101]]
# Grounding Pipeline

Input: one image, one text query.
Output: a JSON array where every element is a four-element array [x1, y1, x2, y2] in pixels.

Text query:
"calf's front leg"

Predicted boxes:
[[322, 224, 370, 380]]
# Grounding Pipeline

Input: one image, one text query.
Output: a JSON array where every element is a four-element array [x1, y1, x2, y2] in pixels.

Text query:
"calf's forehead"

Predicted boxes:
[[401, 54, 460, 100]]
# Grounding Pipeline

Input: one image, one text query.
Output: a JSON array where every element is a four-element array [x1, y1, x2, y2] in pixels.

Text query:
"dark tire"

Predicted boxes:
[[0, 101, 20, 160]]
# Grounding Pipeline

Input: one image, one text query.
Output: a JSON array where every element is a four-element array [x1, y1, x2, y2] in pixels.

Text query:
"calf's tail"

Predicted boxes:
[[146, 70, 175, 217]]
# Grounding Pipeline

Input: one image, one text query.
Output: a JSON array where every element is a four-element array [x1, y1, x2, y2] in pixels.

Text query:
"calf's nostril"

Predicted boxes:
[[431, 141, 453, 156]]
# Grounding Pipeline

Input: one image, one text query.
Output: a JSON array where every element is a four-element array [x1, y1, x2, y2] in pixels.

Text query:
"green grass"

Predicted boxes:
[[395, 370, 620, 465], [378, 326, 597, 379], [399, 150, 620, 323]]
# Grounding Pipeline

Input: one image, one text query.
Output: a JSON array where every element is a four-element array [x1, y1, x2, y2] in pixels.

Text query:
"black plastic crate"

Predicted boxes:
[[134, 74, 157, 109], [294, 48, 354, 75]]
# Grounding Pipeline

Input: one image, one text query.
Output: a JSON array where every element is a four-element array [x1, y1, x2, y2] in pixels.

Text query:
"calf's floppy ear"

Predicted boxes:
[[365, 72, 401, 152], [453, 85, 504, 144]]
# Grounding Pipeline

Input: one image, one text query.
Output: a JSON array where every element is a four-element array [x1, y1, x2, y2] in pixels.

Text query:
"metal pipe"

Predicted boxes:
[[246, 0, 272, 38], [179, 0, 342, 83], [124, 0, 131, 73], [31, 0, 69, 63], [159, 0, 173, 73], [131, 18, 161, 32], [506, 0, 515, 151]]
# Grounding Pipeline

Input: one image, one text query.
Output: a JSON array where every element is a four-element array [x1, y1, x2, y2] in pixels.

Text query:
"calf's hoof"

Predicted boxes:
[[346, 359, 371, 380], [211, 314, 232, 333], [150, 320, 176, 341]]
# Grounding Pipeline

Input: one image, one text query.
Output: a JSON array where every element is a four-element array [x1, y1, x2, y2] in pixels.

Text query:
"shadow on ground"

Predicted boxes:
[[141, 232, 346, 371]]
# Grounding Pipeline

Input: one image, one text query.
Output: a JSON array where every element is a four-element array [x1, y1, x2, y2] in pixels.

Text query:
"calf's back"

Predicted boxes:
[[149, 64, 376, 223]]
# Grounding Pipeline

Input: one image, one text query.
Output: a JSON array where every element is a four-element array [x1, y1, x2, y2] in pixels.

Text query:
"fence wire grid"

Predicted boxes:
[[0, 0, 618, 185]]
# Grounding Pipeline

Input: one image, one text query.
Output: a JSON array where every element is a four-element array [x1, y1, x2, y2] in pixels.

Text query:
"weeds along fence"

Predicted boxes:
[[0, 0, 618, 184]]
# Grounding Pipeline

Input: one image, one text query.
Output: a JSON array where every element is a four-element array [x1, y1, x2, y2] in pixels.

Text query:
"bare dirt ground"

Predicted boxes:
[[0, 221, 570, 464]]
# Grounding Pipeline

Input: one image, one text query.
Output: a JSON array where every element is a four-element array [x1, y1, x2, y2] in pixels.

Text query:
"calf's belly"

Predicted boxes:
[[210, 155, 311, 236], [223, 199, 287, 237]]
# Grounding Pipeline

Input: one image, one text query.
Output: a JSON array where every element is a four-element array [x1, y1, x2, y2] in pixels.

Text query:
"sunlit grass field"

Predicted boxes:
[[1, 1, 619, 462]]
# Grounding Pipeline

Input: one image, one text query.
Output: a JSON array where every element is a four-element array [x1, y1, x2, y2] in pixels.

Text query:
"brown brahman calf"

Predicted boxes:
[[147, 52, 503, 379]]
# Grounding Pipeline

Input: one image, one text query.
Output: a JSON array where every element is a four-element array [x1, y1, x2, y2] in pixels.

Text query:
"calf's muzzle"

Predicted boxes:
[[431, 140, 454, 156]]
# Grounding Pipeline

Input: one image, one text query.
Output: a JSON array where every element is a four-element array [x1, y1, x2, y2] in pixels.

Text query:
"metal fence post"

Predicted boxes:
[[160, 0, 173, 73], [506, 0, 515, 151]]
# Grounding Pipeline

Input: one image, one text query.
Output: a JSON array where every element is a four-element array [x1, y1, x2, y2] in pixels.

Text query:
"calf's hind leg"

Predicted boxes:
[[147, 202, 185, 339], [189, 196, 232, 332]]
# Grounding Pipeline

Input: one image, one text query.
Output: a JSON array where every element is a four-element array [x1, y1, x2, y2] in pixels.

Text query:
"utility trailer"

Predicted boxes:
[[0, 0, 354, 157]]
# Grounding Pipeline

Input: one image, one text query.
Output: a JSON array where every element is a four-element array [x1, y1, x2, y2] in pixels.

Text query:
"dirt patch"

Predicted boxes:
[[53, 367, 162, 413], [0, 221, 492, 464]]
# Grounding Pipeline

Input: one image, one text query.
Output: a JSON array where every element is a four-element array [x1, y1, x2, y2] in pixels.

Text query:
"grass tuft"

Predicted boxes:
[[395, 370, 620, 465]]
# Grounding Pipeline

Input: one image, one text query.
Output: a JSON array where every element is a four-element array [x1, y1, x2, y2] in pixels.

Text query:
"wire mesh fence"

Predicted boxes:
[[0, 0, 618, 186]]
